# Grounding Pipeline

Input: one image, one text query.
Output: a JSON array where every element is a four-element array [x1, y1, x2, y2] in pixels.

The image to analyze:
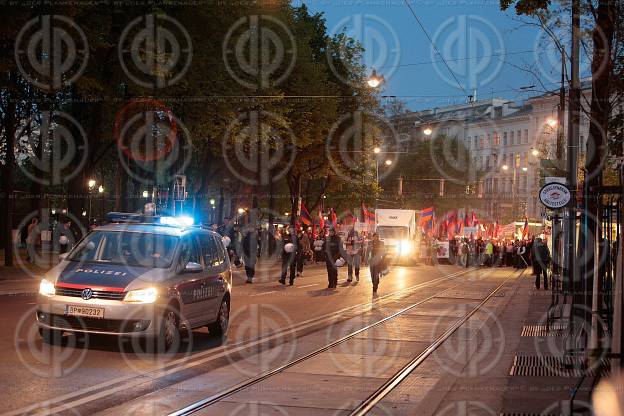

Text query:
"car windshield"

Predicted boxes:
[[377, 226, 407, 240], [68, 231, 179, 269]]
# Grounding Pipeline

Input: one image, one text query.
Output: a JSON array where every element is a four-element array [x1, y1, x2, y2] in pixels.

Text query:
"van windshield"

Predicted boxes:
[[377, 226, 407, 240], [68, 231, 179, 269]]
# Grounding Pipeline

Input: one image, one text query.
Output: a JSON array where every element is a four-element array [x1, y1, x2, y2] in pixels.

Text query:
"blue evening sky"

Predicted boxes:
[[295, 0, 582, 110]]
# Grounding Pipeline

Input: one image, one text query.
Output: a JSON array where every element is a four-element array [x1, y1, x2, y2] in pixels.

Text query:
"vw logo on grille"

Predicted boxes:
[[81, 288, 93, 300]]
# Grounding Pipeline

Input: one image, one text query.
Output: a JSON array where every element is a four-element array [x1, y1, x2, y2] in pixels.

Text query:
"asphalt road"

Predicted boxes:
[[0, 262, 467, 415]]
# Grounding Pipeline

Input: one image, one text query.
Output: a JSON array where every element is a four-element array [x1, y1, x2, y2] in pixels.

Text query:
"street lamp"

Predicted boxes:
[[373, 147, 381, 154], [142, 190, 149, 198], [546, 117, 558, 128], [531, 148, 540, 157], [385, 159, 393, 166], [237, 208, 245, 214], [522, 167, 528, 172], [423, 127, 433, 136], [502, 164, 509, 171], [98, 186, 104, 194], [209, 198, 216, 206], [367, 68, 384, 88], [87, 179, 96, 190]]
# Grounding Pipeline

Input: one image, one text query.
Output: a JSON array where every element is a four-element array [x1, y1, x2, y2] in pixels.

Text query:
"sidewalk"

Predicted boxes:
[[431, 270, 602, 414]]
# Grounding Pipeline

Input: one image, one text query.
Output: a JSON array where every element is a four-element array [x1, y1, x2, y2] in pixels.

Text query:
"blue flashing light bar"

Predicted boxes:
[[159, 216, 194, 227]]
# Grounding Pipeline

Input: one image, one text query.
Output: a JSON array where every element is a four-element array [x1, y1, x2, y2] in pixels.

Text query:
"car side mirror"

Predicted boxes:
[[184, 262, 203, 273], [59, 252, 69, 262]]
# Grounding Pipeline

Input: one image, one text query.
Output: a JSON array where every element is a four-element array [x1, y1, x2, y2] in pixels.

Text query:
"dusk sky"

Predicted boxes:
[[297, 1, 589, 110]]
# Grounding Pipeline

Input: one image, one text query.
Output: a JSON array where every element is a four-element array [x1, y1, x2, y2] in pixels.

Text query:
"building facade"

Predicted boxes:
[[394, 87, 591, 224]]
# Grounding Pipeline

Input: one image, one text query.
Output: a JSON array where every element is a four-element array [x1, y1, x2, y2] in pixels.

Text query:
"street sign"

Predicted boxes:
[[539, 182, 571, 209], [545, 176, 566, 185]]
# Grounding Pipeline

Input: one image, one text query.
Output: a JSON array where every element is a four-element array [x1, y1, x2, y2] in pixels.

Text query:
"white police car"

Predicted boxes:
[[36, 213, 232, 351]]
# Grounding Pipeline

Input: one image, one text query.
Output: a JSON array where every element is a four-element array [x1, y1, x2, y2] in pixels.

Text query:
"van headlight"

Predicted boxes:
[[39, 279, 56, 297], [124, 287, 158, 304], [399, 240, 413, 255]]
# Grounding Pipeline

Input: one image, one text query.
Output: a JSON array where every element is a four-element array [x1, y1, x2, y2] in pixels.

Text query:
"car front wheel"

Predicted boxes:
[[208, 298, 229, 337], [156, 309, 181, 353]]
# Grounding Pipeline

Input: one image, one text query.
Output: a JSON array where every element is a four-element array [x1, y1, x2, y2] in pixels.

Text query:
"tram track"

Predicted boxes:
[[6, 267, 476, 416], [167, 268, 519, 416]]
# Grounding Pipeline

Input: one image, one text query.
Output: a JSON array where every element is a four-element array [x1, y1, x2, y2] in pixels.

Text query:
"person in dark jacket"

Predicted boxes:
[[241, 226, 259, 284], [279, 227, 298, 285], [532, 237, 551, 289], [369, 233, 386, 294], [322, 227, 342, 289]]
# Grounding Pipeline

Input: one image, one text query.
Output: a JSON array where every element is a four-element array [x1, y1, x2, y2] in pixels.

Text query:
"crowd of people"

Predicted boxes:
[[443, 236, 553, 289], [213, 219, 387, 293]]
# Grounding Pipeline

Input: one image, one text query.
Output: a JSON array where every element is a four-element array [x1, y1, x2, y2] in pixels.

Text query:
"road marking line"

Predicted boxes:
[[249, 291, 278, 297], [298, 284, 318, 288]]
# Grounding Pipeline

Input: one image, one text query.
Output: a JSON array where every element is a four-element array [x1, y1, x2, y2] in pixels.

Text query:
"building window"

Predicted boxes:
[[503, 132, 508, 146], [524, 129, 529, 144], [515, 154, 521, 167], [509, 131, 514, 145], [493, 178, 498, 193], [473, 137, 478, 149], [494, 132, 500, 146]]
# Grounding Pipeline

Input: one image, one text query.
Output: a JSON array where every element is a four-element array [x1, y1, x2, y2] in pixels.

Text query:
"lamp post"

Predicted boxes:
[[87, 179, 96, 224]]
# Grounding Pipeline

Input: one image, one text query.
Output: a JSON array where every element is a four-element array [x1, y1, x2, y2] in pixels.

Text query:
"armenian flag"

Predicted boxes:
[[300, 203, 312, 227]]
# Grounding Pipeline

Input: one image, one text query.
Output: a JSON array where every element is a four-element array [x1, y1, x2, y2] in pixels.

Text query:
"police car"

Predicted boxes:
[[36, 213, 232, 351]]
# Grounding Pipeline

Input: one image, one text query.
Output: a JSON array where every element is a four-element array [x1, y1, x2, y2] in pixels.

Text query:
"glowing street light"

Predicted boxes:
[[367, 68, 384, 88], [209, 198, 216, 205], [532, 148, 540, 157], [546, 117, 558, 128], [373, 147, 381, 154], [522, 167, 528, 172], [142, 190, 149, 198], [98, 186, 104, 194], [237, 208, 245, 214], [87, 179, 96, 190], [502, 164, 509, 171], [385, 159, 393, 166], [423, 127, 433, 136]]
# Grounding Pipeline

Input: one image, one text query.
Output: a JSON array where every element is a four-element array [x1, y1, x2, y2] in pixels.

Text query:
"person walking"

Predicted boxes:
[[369, 233, 386, 294], [322, 227, 342, 289], [485, 240, 494, 267], [279, 227, 298, 285], [532, 237, 551, 289], [241, 226, 259, 284], [346, 229, 362, 283], [296, 229, 311, 276], [26, 217, 39, 263]]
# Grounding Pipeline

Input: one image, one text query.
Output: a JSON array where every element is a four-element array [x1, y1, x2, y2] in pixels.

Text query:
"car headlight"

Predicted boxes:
[[39, 279, 56, 297], [399, 240, 413, 255], [124, 287, 158, 303]]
